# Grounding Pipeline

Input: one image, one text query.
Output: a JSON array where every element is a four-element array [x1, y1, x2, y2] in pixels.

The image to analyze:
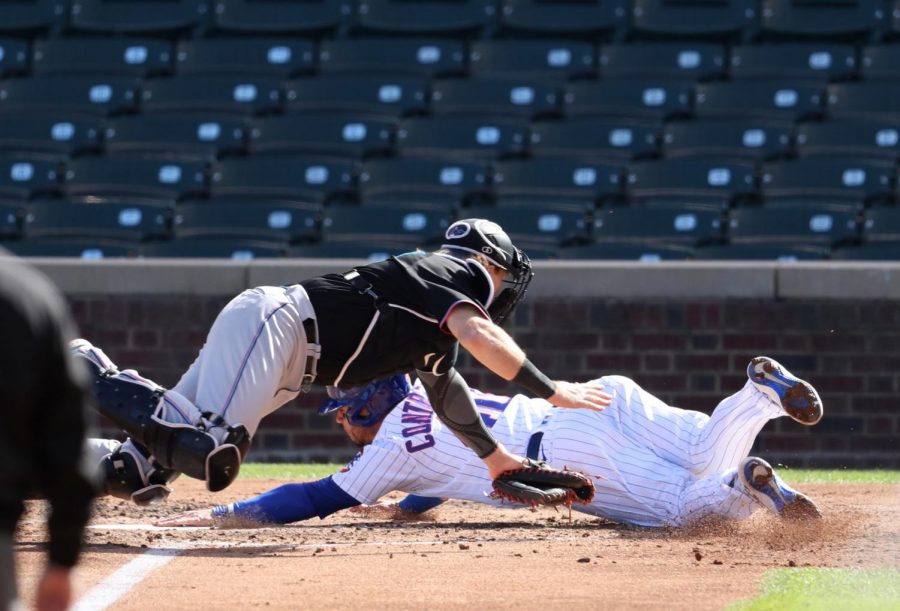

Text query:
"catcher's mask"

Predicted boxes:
[[319, 375, 411, 427], [441, 218, 533, 326]]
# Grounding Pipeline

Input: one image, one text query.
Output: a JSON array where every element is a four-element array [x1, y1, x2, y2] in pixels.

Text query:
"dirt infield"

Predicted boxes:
[[14, 480, 900, 610]]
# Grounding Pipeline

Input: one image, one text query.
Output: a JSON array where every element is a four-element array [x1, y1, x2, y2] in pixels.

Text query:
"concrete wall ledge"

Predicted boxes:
[[10, 258, 900, 300]]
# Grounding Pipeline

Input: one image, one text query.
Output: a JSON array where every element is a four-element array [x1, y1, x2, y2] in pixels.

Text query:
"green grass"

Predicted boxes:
[[776, 469, 900, 485], [239, 463, 344, 480], [731, 568, 900, 611]]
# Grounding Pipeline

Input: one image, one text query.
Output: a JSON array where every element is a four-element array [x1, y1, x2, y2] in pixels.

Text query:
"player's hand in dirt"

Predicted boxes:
[[348, 501, 433, 522], [548, 381, 612, 411], [155, 508, 217, 527]]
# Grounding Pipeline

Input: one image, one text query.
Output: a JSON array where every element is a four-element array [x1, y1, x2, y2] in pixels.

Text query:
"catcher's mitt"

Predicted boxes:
[[491, 459, 595, 507]]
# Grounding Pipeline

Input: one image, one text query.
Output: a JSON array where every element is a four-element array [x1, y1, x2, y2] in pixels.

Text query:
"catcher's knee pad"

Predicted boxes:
[[101, 443, 174, 506], [201, 414, 250, 492]]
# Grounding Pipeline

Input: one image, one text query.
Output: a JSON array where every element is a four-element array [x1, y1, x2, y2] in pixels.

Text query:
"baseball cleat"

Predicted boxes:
[[70, 338, 118, 377], [738, 457, 821, 519], [747, 356, 823, 425]]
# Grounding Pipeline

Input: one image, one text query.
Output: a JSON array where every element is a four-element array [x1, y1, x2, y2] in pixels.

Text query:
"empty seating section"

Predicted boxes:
[[0, 0, 897, 260]]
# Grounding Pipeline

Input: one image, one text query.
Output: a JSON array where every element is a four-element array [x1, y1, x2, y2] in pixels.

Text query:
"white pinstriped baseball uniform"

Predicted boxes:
[[332, 376, 787, 527]]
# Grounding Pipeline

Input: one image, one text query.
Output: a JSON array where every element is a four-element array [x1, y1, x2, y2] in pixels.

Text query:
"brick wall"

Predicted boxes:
[[72, 294, 900, 469]]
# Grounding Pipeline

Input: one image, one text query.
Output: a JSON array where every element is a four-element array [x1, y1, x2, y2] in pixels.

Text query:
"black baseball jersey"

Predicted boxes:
[[302, 251, 494, 387]]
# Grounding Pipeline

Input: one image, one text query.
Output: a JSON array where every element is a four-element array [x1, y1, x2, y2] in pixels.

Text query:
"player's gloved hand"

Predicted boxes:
[[155, 508, 218, 528], [491, 459, 595, 507], [548, 381, 612, 411]]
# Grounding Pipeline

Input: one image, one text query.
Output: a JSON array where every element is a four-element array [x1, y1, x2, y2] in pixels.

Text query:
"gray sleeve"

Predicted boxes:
[[415, 367, 498, 459]]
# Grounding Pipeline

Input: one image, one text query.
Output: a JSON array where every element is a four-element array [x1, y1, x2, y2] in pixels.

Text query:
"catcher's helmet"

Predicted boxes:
[[441, 218, 533, 325], [319, 375, 411, 427]]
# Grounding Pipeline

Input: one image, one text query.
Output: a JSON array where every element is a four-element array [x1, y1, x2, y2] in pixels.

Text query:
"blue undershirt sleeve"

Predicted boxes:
[[397, 494, 445, 513], [212, 476, 361, 524]]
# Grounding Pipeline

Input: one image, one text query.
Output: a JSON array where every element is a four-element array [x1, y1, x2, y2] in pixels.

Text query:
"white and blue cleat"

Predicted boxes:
[[739, 457, 821, 519], [748, 356, 823, 426]]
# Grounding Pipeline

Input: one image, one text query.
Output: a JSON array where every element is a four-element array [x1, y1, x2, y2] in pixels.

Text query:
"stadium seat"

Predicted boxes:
[[250, 114, 393, 158], [598, 43, 726, 81], [760, 158, 894, 203], [0, 201, 23, 238], [592, 205, 723, 245], [358, 158, 489, 205], [211, 0, 353, 34], [0, 39, 29, 77], [0, 154, 61, 200], [662, 118, 793, 161], [431, 78, 561, 119], [694, 81, 824, 121], [0, 0, 67, 35], [320, 205, 451, 247], [860, 45, 900, 80], [319, 38, 465, 77], [0, 76, 138, 116], [727, 206, 859, 246], [32, 38, 173, 77], [559, 242, 693, 261], [172, 201, 319, 243], [64, 157, 208, 200], [175, 39, 315, 77], [396, 116, 528, 159], [287, 241, 407, 262], [762, 198, 863, 213], [759, 0, 882, 41], [862, 207, 900, 242], [492, 158, 622, 202], [23, 198, 172, 241], [730, 44, 857, 81], [104, 114, 246, 159], [469, 40, 595, 82], [284, 75, 429, 117], [794, 119, 900, 160], [626, 159, 756, 207], [693, 243, 830, 260], [69, 0, 209, 35], [630, 0, 757, 40], [826, 82, 900, 120], [140, 76, 282, 115], [499, 0, 628, 38], [564, 79, 693, 120], [831, 242, 900, 260], [3, 238, 137, 258], [357, 0, 496, 35], [530, 118, 659, 161], [211, 156, 356, 203], [0, 113, 102, 155], [141, 237, 285, 259], [464, 203, 591, 247]]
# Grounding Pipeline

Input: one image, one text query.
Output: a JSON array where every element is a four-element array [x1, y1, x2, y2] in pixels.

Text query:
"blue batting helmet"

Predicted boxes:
[[318, 375, 411, 427]]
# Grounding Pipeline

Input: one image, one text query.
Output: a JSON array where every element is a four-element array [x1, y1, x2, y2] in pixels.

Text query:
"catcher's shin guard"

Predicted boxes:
[[101, 443, 174, 506]]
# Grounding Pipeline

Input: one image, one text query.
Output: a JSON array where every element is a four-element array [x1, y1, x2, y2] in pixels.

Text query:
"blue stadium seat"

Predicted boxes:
[[140, 76, 282, 115], [358, 158, 489, 205], [626, 159, 757, 208], [250, 114, 393, 159], [694, 243, 830, 260], [860, 45, 900, 80], [469, 40, 596, 82], [175, 39, 315, 77], [0, 39, 29, 77], [430, 78, 561, 119], [0, 154, 62, 200], [0, 113, 102, 155], [794, 119, 900, 160], [559, 242, 693, 261], [759, 0, 882, 41], [0, 76, 138, 116], [694, 81, 824, 121], [630, 0, 756, 40], [831, 242, 900, 260], [32, 38, 173, 77], [492, 158, 622, 203], [3, 238, 137, 258], [500, 0, 628, 39], [730, 44, 857, 81], [173, 201, 319, 243], [64, 157, 208, 200], [0, 0, 67, 35], [662, 118, 793, 161], [862, 207, 900, 243], [598, 43, 726, 81], [319, 38, 466, 77], [564, 79, 693, 120], [357, 0, 496, 35], [530, 118, 659, 161], [826, 82, 900, 121], [321, 205, 451, 247], [284, 75, 428, 117], [69, 0, 209, 35], [727, 206, 859, 246], [211, 156, 356, 203], [211, 0, 352, 34], [464, 203, 591, 248], [23, 198, 172, 241], [141, 237, 285, 259], [396, 116, 528, 159], [592, 205, 723, 246], [104, 114, 246, 159], [0, 201, 23, 238], [760, 158, 894, 204]]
